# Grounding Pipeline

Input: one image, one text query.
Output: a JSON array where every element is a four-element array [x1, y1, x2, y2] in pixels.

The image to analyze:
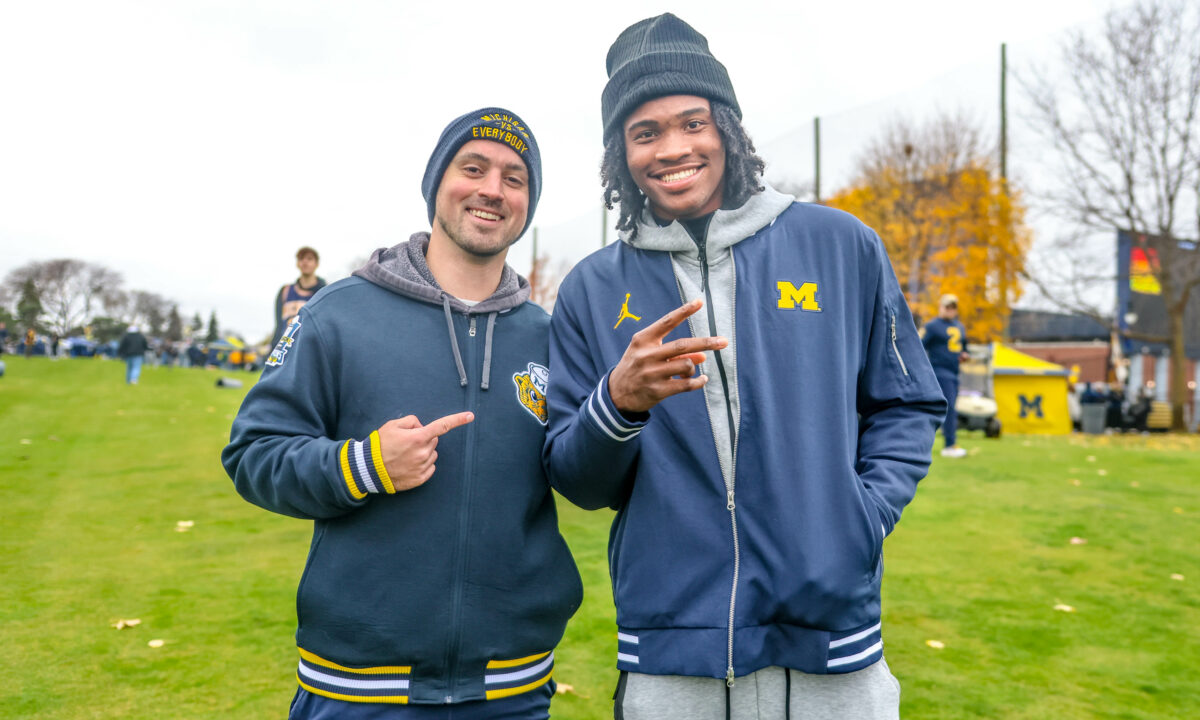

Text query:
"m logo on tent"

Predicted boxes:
[[1018, 394, 1044, 419]]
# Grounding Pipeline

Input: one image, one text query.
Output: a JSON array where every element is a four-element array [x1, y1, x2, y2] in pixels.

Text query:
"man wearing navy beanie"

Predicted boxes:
[[545, 13, 946, 719], [225, 106, 581, 720]]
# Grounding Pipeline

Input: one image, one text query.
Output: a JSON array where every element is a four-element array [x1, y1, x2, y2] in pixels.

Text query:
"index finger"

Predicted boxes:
[[643, 298, 704, 341], [426, 411, 475, 438]]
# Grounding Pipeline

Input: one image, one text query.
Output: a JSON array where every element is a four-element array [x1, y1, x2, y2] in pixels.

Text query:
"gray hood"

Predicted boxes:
[[619, 184, 795, 256], [353, 232, 531, 314], [352, 233, 532, 390]]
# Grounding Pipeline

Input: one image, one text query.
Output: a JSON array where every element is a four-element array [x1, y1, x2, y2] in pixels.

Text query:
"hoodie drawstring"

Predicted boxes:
[[442, 296, 468, 388], [480, 312, 497, 391], [442, 297, 497, 391]]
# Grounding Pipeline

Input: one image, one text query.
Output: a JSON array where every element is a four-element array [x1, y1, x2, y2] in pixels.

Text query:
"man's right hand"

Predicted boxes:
[[377, 412, 474, 491], [608, 298, 728, 414]]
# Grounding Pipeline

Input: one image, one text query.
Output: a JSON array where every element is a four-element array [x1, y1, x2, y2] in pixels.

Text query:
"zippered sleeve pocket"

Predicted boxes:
[[883, 302, 913, 384]]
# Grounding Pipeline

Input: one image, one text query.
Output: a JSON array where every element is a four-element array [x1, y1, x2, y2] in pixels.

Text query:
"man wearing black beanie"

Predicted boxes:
[[225, 107, 581, 720], [545, 14, 947, 720]]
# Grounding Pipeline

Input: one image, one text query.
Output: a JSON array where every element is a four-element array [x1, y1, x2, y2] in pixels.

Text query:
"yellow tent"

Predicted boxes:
[[991, 342, 1072, 435]]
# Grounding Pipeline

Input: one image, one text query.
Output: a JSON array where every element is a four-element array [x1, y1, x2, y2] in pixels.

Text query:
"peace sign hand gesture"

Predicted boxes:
[[608, 299, 728, 414]]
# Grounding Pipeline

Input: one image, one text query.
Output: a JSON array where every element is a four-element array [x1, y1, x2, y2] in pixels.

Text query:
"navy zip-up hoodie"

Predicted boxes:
[[544, 187, 946, 680], [223, 235, 582, 705]]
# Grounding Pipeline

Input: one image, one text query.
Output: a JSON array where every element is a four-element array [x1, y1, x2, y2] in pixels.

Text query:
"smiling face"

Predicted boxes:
[[432, 139, 529, 259], [623, 95, 726, 222]]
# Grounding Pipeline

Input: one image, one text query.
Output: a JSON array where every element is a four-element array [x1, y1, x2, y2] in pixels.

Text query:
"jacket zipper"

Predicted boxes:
[[890, 313, 909, 377], [696, 237, 741, 687], [445, 311, 479, 702]]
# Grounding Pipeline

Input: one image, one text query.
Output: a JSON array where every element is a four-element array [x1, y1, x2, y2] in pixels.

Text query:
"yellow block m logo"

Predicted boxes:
[[776, 281, 821, 311]]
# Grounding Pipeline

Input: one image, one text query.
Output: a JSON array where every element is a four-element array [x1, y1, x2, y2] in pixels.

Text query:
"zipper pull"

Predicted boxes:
[[726, 667, 735, 687], [726, 490, 736, 511], [469, 316, 476, 337]]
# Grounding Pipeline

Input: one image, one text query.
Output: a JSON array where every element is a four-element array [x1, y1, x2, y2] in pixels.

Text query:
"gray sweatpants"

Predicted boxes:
[[614, 658, 900, 720]]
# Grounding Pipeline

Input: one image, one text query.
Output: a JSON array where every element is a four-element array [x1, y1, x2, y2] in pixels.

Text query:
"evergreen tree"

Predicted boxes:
[[206, 311, 219, 343], [166, 305, 183, 342], [17, 278, 42, 332], [190, 312, 204, 337]]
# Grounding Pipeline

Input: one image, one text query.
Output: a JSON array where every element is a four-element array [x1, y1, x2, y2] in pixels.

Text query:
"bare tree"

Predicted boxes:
[[127, 290, 172, 336], [1021, 0, 1200, 430], [3, 259, 125, 336], [526, 253, 571, 313]]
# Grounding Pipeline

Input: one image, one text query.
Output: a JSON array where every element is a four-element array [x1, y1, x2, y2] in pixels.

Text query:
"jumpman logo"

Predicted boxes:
[[614, 293, 642, 329]]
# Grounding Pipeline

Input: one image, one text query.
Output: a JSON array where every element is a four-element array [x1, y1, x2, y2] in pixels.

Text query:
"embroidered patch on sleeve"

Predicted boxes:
[[266, 317, 302, 367], [512, 362, 549, 425]]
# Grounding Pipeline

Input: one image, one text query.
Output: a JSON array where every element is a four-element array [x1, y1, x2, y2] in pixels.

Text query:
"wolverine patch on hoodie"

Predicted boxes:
[[513, 362, 549, 425]]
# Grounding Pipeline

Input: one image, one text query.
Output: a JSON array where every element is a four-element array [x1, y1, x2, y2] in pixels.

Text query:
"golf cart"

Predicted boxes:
[[956, 348, 1002, 438]]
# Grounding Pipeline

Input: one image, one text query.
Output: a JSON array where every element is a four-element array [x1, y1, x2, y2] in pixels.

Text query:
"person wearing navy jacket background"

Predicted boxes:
[[544, 13, 946, 719], [922, 293, 970, 458]]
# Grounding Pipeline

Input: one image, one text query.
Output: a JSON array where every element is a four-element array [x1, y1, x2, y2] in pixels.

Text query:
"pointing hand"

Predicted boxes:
[[377, 412, 475, 491]]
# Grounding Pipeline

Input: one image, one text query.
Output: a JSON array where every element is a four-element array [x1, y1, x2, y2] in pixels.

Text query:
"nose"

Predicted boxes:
[[476, 168, 504, 200], [655, 129, 692, 162]]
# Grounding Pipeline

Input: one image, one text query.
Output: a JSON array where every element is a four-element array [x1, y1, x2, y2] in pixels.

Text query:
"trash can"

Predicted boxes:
[[1080, 403, 1106, 434]]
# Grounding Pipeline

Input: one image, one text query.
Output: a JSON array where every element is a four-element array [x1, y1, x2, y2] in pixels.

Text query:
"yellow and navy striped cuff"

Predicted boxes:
[[339, 431, 395, 499], [296, 648, 555, 704]]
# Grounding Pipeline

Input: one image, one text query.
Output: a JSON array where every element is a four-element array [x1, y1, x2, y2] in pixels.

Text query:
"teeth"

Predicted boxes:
[[469, 209, 501, 221], [660, 168, 698, 183]]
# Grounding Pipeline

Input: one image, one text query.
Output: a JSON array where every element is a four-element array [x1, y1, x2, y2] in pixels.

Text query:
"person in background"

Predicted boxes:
[[0, 321, 8, 354], [24, 328, 35, 358], [117, 324, 149, 384], [272, 246, 327, 349], [922, 293, 970, 458]]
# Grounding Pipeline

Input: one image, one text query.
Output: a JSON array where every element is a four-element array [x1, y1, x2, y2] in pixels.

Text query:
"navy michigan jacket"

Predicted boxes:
[[544, 188, 946, 680]]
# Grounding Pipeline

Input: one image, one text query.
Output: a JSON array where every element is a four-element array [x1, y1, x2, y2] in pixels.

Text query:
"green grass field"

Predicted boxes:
[[1, 356, 1197, 719]]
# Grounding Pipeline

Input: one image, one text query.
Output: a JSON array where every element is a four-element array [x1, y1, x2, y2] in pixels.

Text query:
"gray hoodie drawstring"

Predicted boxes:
[[442, 296, 468, 388], [480, 312, 497, 390]]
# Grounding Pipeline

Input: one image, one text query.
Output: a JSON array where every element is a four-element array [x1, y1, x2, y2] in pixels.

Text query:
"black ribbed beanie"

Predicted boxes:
[[601, 13, 740, 141], [421, 107, 541, 237]]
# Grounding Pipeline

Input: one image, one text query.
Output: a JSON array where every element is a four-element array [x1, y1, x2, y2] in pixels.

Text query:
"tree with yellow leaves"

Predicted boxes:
[[826, 113, 1030, 341]]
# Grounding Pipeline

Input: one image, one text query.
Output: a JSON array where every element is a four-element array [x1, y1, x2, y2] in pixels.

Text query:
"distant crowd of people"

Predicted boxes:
[[0, 321, 264, 377], [1074, 381, 1158, 433]]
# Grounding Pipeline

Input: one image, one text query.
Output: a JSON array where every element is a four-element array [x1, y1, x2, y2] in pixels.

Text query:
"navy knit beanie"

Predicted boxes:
[[421, 107, 541, 237], [602, 13, 741, 141]]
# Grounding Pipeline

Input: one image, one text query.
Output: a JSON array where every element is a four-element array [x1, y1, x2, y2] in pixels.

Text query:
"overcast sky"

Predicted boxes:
[[0, 0, 1127, 342]]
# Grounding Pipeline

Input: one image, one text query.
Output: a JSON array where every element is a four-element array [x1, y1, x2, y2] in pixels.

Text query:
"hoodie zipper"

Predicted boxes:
[[445, 312, 480, 702], [890, 312, 909, 376], [695, 236, 741, 687]]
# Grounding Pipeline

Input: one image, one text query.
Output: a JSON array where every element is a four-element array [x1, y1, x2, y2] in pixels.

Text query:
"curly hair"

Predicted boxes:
[[600, 101, 765, 240]]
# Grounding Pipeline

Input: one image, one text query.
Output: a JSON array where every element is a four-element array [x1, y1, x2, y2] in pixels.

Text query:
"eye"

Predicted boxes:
[[505, 175, 526, 187], [631, 129, 657, 142], [686, 119, 706, 131], [462, 165, 484, 175]]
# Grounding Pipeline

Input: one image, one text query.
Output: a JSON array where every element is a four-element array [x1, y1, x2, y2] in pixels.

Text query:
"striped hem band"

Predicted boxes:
[[827, 622, 883, 671], [297, 648, 555, 704], [298, 647, 411, 704], [340, 431, 395, 499], [616, 630, 640, 668], [485, 651, 555, 700]]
